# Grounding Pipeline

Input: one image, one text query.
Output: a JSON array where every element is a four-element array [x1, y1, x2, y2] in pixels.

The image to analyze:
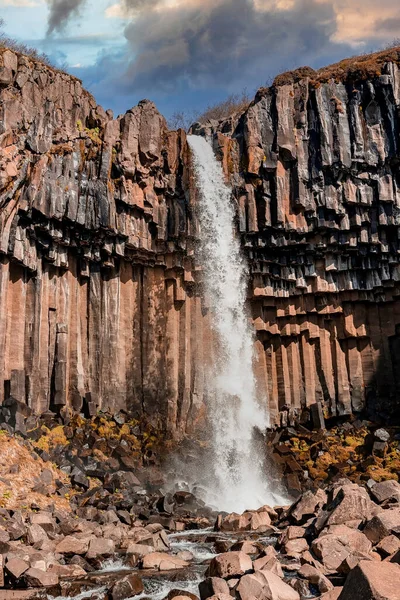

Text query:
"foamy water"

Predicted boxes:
[[188, 135, 287, 512]]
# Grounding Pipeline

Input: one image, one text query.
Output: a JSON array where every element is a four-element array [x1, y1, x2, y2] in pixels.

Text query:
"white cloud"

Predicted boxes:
[[1, 0, 41, 6], [105, 2, 127, 17]]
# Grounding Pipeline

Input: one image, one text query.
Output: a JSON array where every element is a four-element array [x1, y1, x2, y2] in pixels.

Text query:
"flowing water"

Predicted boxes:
[[187, 135, 286, 513]]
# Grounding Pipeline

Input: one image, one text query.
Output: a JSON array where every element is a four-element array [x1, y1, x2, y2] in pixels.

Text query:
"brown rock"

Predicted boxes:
[[110, 573, 144, 600], [207, 552, 253, 579], [237, 570, 300, 600], [364, 509, 400, 544], [199, 578, 230, 600], [5, 558, 29, 579], [376, 535, 400, 557], [298, 563, 333, 594], [311, 526, 372, 574], [55, 535, 91, 555], [86, 537, 115, 559], [23, 567, 59, 587], [326, 485, 379, 526], [370, 481, 400, 504], [142, 552, 189, 571], [291, 490, 327, 523], [337, 560, 400, 599]]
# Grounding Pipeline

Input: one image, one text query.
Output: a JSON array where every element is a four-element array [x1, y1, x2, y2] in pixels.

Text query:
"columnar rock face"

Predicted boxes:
[[2, 46, 400, 432], [0, 48, 208, 436], [195, 49, 400, 426]]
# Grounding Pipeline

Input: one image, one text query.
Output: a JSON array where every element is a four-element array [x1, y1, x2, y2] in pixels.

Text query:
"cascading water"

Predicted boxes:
[[187, 135, 286, 513]]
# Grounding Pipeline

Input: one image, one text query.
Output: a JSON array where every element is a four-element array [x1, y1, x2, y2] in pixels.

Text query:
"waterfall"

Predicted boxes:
[[188, 135, 286, 513]]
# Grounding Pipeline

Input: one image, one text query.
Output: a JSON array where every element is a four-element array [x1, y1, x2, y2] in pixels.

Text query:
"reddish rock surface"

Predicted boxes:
[[2, 47, 400, 430]]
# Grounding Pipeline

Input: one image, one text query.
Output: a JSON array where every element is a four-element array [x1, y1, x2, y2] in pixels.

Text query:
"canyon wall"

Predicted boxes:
[[198, 50, 400, 426], [1, 46, 400, 432]]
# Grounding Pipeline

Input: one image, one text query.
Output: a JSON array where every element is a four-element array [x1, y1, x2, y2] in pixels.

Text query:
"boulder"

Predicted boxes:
[[326, 485, 379, 526], [237, 570, 300, 600], [376, 535, 400, 557], [110, 573, 144, 600], [56, 535, 91, 555], [30, 513, 56, 533], [26, 524, 48, 546], [311, 526, 372, 573], [253, 555, 283, 578], [5, 557, 29, 579], [199, 577, 230, 600], [370, 480, 400, 504], [86, 537, 115, 559], [142, 552, 189, 571], [338, 560, 400, 599], [24, 567, 59, 587], [126, 543, 154, 558], [291, 489, 327, 523], [48, 564, 87, 577], [364, 508, 400, 544], [284, 539, 308, 556], [207, 552, 253, 579], [298, 564, 333, 594]]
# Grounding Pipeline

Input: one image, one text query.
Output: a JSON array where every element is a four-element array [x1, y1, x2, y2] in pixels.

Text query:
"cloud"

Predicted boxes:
[[2, 0, 41, 5], [46, 0, 86, 34]]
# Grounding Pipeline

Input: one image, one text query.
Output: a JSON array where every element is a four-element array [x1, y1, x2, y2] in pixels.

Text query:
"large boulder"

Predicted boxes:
[[298, 564, 333, 594], [86, 537, 115, 560], [326, 485, 379, 526], [199, 577, 230, 600], [55, 535, 91, 555], [207, 552, 253, 579], [291, 489, 327, 523], [338, 560, 400, 599], [24, 567, 59, 587], [110, 573, 144, 600], [311, 526, 372, 573], [142, 552, 189, 571], [364, 508, 400, 544], [237, 570, 300, 600], [216, 510, 273, 533], [370, 480, 400, 504]]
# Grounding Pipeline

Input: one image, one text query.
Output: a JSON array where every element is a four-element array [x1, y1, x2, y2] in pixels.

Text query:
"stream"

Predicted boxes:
[[51, 528, 279, 600]]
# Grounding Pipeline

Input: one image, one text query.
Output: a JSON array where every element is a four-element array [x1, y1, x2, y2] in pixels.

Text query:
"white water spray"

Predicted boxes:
[[188, 135, 286, 513]]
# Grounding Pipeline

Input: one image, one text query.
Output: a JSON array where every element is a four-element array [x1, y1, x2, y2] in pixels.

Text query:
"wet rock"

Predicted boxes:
[[109, 573, 144, 600], [207, 552, 253, 579], [142, 552, 189, 571], [337, 560, 400, 599], [166, 591, 199, 600], [216, 510, 273, 533], [199, 577, 230, 600]]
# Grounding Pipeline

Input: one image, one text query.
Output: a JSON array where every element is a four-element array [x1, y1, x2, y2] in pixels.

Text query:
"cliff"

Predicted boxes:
[[2, 46, 400, 434], [195, 46, 400, 426]]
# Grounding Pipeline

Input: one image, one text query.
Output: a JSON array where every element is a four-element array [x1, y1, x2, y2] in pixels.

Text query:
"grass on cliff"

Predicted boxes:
[[272, 42, 400, 88]]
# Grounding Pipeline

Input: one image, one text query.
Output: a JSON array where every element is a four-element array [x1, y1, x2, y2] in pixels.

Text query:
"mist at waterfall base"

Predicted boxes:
[[173, 135, 288, 514]]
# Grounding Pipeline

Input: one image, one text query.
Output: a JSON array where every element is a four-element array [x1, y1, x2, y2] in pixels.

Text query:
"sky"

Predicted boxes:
[[0, 0, 399, 120]]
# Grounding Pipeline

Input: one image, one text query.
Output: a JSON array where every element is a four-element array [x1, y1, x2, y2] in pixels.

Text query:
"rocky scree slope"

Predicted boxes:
[[3, 47, 400, 433]]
